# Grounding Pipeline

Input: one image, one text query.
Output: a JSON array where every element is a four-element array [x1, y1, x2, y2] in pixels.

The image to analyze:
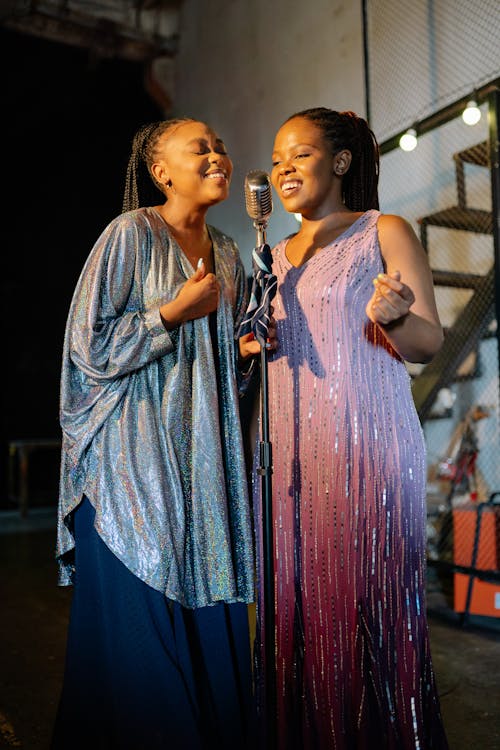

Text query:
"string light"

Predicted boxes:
[[462, 99, 481, 126], [399, 128, 418, 152]]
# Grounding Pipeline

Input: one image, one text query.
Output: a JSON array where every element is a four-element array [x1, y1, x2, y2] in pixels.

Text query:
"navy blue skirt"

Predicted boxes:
[[51, 499, 256, 749]]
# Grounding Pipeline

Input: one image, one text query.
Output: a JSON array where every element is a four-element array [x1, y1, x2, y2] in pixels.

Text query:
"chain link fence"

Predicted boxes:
[[364, 0, 500, 624]]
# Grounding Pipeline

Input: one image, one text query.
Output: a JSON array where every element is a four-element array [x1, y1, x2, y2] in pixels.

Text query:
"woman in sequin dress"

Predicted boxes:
[[52, 119, 271, 749], [253, 108, 449, 749]]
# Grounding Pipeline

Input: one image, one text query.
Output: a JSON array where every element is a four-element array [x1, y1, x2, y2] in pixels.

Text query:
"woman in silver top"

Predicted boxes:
[[52, 118, 271, 749]]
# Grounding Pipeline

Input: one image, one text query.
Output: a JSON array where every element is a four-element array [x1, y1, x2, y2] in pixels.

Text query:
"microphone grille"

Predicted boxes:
[[244, 170, 273, 221]]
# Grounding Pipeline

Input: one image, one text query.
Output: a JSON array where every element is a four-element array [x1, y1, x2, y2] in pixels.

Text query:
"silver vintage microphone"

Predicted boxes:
[[244, 169, 273, 245]]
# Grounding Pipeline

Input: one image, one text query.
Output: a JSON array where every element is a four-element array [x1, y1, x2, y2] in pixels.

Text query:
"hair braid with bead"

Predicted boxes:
[[122, 118, 195, 213], [286, 107, 380, 211]]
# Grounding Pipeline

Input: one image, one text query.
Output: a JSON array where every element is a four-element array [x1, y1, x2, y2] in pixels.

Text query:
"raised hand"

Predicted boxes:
[[239, 306, 278, 361], [366, 270, 415, 327], [160, 260, 220, 329]]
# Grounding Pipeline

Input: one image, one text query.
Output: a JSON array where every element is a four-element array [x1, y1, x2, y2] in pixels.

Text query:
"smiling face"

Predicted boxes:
[[151, 120, 233, 207], [271, 116, 351, 219]]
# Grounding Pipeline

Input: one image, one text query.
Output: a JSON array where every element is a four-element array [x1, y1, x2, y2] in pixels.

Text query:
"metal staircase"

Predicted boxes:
[[411, 140, 495, 421]]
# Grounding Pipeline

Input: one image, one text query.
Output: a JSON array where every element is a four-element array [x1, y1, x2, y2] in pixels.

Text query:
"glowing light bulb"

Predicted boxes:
[[462, 100, 481, 126], [294, 213, 302, 223], [399, 128, 418, 152]]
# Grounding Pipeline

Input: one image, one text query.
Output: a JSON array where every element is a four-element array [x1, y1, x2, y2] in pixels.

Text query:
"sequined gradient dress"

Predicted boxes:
[[255, 210, 448, 749]]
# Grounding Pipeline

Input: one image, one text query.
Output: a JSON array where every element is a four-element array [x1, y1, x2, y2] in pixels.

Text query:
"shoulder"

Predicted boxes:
[[376, 213, 427, 265], [376, 213, 417, 243], [377, 212, 414, 233], [110, 207, 159, 233], [98, 208, 152, 241], [99, 208, 168, 253], [87, 209, 163, 271]]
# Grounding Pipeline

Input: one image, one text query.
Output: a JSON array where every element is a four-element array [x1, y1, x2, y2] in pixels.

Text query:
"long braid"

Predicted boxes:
[[286, 107, 380, 211], [122, 118, 194, 213]]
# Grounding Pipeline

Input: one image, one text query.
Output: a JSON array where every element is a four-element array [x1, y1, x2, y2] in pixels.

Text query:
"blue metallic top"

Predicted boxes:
[[56, 207, 255, 608]]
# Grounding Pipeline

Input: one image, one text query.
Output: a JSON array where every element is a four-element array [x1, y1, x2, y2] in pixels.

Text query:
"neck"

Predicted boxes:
[[156, 200, 209, 240], [299, 205, 355, 237], [155, 200, 214, 271]]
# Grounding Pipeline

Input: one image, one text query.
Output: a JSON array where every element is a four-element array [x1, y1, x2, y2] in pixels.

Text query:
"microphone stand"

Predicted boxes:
[[254, 218, 276, 750]]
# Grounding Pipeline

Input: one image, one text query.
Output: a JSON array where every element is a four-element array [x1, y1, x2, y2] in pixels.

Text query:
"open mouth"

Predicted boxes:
[[281, 180, 301, 195], [205, 170, 227, 181]]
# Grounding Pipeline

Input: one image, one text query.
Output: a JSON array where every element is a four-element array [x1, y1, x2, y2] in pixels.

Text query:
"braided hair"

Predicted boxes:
[[285, 107, 380, 211], [122, 118, 195, 213]]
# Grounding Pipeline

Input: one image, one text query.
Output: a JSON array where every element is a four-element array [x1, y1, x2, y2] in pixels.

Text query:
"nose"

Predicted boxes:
[[278, 160, 294, 175]]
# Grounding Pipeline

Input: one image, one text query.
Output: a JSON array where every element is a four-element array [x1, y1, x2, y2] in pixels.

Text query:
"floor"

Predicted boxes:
[[0, 507, 499, 750]]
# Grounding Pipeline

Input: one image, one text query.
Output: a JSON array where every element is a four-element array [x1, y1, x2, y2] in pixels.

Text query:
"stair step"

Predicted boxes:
[[418, 206, 493, 234], [431, 270, 486, 289], [453, 141, 488, 168], [411, 267, 495, 421]]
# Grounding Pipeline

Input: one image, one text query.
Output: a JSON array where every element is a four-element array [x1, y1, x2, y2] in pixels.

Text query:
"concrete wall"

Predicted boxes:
[[173, 0, 365, 270]]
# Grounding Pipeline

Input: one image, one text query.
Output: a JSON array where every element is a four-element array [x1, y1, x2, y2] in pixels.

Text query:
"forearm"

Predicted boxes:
[[160, 298, 185, 330], [378, 312, 444, 363]]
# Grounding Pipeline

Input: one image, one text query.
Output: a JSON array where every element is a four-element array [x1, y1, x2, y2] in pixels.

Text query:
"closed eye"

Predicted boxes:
[[192, 147, 228, 156], [272, 152, 310, 167], [189, 138, 228, 156]]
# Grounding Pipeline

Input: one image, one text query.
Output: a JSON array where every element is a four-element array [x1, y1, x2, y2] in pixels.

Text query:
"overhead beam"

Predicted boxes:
[[2, 5, 178, 61]]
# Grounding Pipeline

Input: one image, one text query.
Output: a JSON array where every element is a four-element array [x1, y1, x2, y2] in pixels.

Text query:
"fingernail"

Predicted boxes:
[[197, 258, 203, 269]]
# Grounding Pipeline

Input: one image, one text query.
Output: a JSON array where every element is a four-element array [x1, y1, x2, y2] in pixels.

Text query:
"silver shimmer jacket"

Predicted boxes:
[[56, 207, 255, 609]]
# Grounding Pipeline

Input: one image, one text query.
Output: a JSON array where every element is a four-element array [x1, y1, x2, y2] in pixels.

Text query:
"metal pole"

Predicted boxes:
[[488, 89, 500, 411], [254, 220, 277, 750], [361, 0, 371, 125]]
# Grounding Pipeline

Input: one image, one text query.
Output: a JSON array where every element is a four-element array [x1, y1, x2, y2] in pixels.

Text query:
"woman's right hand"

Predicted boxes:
[[160, 260, 220, 329]]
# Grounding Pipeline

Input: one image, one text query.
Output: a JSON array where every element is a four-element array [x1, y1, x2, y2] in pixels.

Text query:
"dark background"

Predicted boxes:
[[2, 27, 162, 507]]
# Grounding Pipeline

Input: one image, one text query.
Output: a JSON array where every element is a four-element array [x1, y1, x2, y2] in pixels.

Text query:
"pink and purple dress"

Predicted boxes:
[[255, 210, 448, 749]]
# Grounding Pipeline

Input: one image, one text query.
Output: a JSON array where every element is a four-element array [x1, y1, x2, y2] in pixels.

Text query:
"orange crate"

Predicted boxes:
[[452, 504, 500, 617], [454, 573, 500, 617]]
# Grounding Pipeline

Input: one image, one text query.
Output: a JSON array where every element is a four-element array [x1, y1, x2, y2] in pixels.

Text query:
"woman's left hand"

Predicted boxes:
[[238, 308, 278, 361], [366, 271, 415, 327]]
